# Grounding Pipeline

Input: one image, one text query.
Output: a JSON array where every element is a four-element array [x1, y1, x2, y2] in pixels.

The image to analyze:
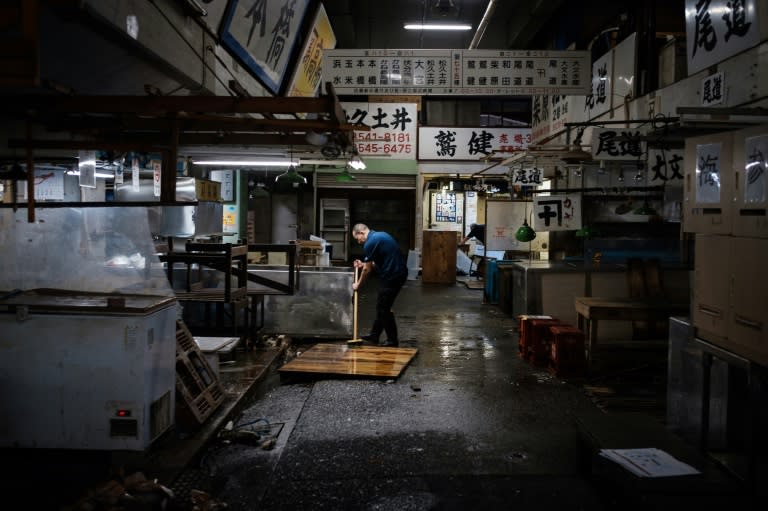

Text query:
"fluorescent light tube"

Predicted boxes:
[[192, 160, 298, 167], [404, 23, 472, 30]]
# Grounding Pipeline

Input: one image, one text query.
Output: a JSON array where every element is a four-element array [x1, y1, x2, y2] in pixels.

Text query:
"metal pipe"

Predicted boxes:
[[469, 0, 496, 49]]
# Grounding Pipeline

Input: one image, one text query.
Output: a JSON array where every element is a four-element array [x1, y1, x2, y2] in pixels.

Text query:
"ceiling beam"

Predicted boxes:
[[40, 115, 364, 134], [5, 94, 340, 115], [9, 133, 313, 151]]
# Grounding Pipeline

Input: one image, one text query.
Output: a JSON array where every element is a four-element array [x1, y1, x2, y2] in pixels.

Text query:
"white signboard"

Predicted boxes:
[[591, 127, 647, 161], [695, 143, 722, 203], [153, 161, 161, 198], [584, 49, 612, 120], [17, 168, 65, 201], [701, 71, 725, 106], [531, 93, 588, 145], [131, 157, 140, 191], [78, 150, 96, 189], [507, 166, 544, 187], [210, 169, 234, 201], [685, 0, 762, 75], [533, 195, 582, 232], [323, 49, 591, 96], [531, 95, 551, 142], [744, 134, 768, 203], [343, 102, 417, 159], [418, 127, 531, 160], [648, 147, 685, 184]]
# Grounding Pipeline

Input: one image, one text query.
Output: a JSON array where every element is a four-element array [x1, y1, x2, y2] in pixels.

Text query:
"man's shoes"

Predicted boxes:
[[360, 334, 378, 343], [379, 339, 399, 347]]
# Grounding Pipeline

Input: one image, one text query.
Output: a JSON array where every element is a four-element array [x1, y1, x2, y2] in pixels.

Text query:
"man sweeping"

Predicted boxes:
[[351, 223, 407, 347]]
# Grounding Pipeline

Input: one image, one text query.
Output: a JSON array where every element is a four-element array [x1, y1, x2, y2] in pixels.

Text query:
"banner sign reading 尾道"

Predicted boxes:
[[418, 127, 532, 160], [685, 0, 763, 75], [322, 49, 591, 96]]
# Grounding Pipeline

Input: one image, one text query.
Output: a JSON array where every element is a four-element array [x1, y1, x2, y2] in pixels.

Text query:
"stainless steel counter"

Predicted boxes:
[[508, 259, 691, 339], [248, 265, 354, 338]]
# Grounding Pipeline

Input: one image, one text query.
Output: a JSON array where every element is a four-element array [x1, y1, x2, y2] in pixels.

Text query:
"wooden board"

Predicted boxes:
[[278, 343, 418, 378], [422, 230, 457, 284]]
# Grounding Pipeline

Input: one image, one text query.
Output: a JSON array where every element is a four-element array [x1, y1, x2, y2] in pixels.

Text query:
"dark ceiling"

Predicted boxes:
[[322, 0, 687, 57], [323, 0, 568, 51]]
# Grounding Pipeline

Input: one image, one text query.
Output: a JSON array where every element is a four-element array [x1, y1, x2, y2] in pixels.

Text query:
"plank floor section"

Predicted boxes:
[[277, 343, 418, 378]]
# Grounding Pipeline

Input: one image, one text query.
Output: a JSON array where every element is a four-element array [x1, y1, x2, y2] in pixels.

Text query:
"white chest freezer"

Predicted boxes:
[[0, 289, 178, 451]]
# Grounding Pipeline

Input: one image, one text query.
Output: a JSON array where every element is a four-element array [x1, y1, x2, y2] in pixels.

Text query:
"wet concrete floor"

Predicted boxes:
[[2, 277, 758, 510], [173, 277, 757, 510]]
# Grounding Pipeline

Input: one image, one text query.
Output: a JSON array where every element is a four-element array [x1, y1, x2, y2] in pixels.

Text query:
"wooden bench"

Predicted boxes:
[[575, 297, 689, 365]]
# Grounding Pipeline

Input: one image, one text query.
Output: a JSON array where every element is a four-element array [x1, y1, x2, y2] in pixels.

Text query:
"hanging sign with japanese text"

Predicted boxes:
[[220, 0, 312, 95], [323, 49, 590, 96], [685, 0, 762, 75], [744, 134, 768, 204], [285, 3, 336, 98], [700, 71, 725, 106], [343, 102, 417, 159], [418, 127, 531, 160], [591, 127, 647, 161], [647, 147, 685, 184], [531, 93, 587, 145], [695, 143, 722, 203], [507, 165, 544, 188], [584, 49, 613, 121], [532, 195, 582, 232], [531, 95, 551, 142]]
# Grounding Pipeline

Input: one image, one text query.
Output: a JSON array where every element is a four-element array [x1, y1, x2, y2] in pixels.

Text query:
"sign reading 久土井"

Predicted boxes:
[[343, 102, 417, 159]]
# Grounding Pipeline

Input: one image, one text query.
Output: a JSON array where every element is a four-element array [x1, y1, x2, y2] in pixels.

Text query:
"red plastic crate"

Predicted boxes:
[[517, 315, 554, 358], [526, 318, 568, 367], [548, 325, 586, 377]]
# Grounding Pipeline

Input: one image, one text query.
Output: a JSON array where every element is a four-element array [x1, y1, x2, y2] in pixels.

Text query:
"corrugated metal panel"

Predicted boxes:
[[316, 173, 417, 189]]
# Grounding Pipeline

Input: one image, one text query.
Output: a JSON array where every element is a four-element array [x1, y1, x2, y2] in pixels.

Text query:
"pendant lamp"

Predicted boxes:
[[275, 165, 306, 184], [336, 167, 357, 182], [250, 182, 269, 198], [515, 219, 536, 242], [632, 200, 658, 216]]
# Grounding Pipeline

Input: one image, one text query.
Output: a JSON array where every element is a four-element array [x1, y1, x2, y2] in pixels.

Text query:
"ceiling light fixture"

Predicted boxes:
[[404, 23, 472, 31], [192, 160, 298, 167], [65, 170, 115, 179], [348, 155, 366, 170]]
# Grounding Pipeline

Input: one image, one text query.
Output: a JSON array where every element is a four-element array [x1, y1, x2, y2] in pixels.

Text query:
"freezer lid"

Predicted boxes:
[[0, 288, 177, 315]]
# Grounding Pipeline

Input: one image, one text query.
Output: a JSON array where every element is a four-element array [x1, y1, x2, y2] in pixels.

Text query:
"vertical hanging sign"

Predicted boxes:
[[78, 150, 96, 189], [695, 143, 722, 203], [153, 161, 161, 198], [744, 135, 768, 204], [131, 157, 140, 191]]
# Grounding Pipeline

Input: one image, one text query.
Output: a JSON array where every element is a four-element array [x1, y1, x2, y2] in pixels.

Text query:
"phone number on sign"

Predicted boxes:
[[357, 143, 413, 154]]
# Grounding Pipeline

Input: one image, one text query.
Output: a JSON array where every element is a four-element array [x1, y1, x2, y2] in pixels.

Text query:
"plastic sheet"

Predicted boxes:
[[0, 207, 173, 296]]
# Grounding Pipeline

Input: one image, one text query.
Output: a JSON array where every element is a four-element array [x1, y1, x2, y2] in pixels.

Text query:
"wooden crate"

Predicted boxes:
[[175, 321, 225, 426]]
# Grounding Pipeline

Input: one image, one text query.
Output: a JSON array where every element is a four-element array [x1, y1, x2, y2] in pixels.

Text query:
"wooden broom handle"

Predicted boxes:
[[353, 266, 359, 339]]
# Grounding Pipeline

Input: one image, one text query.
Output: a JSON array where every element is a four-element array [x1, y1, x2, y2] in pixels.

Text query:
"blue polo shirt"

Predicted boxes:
[[363, 230, 407, 281]]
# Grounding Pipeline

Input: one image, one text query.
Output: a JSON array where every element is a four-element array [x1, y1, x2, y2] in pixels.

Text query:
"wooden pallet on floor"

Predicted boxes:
[[278, 343, 418, 378]]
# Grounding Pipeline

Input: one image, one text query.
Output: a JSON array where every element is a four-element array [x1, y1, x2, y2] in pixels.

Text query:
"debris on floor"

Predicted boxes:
[[63, 471, 174, 511]]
